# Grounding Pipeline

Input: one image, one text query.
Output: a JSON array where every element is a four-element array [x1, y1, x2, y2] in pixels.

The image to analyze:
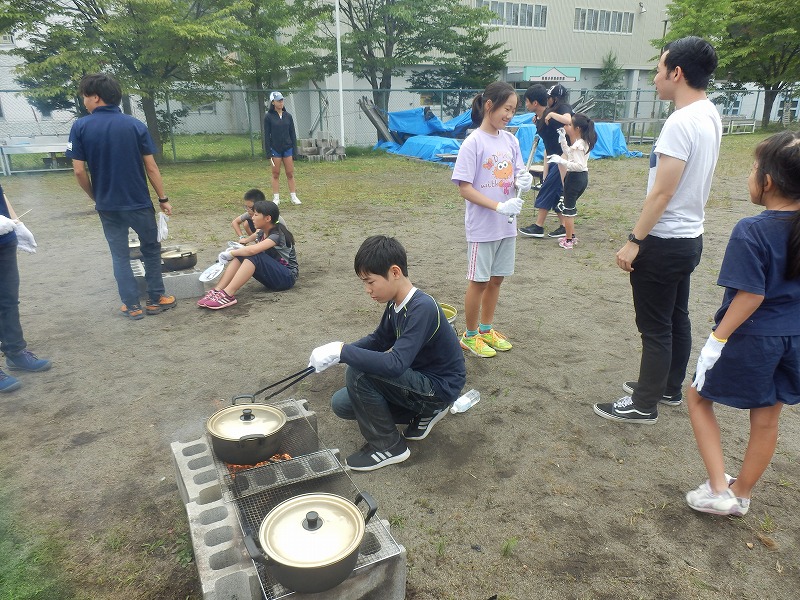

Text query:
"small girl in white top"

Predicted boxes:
[[546, 113, 596, 249]]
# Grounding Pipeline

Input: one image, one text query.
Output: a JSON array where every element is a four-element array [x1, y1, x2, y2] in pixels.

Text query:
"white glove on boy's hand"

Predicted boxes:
[[515, 172, 533, 194], [548, 154, 565, 165], [309, 342, 344, 373], [0, 215, 14, 235], [692, 333, 726, 392], [14, 222, 37, 253], [495, 197, 524, 216], [218, 250, 233, 263]]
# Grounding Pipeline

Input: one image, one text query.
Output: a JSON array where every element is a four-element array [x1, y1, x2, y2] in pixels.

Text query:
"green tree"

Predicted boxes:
[[307, 0, 501, 112], [1, 0, 243, 152], [226, 0, 329, 136], [408, 31, 509, 118], [593, 52, 626, 120], [663, 0, 800, 127]]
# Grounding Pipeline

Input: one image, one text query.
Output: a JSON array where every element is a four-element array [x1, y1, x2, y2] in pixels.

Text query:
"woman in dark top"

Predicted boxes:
[[263, 91, 301, 205]]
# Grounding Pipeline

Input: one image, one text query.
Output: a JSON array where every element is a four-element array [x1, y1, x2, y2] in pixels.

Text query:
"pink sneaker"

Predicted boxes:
[[204, 290, 237, 310], [197, 289, 221, 307], [558, 237, 574, 250]]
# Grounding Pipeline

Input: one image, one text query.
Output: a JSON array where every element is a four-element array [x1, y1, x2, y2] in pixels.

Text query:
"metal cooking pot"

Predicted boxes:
[[205, 403, 287, 465], [161, 245, 198, 271], [245, 492, 377, 593]]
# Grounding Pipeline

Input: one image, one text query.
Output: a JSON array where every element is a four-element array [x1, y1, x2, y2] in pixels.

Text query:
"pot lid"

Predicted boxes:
[[161, 246, 198, 259], [260, 493, 365, 567], [206, 404, 286, 441]]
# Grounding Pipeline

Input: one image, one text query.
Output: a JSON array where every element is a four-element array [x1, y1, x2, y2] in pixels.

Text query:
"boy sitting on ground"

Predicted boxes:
[[308, 235, 466, 471], [230, 188, 263, 241]]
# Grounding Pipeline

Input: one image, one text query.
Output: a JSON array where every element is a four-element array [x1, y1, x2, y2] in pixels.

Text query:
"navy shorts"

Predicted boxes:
[[533, 166, 563, 212], [271, 148, 294, 158], [239, 253, 296, 291], [701, 334, 800, 409]]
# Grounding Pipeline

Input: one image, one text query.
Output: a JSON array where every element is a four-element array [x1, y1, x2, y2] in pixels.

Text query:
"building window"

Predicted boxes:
[[480, 1, 547, 28], [0, 34, 13, 45], [574, 8, 634, 34], [721, 98, 742, 116], [0, 98, 4, 120], [187, 102, 216, 115]]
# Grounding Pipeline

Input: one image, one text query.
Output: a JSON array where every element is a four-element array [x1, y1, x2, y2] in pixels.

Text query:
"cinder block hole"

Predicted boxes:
[[193, 470, 217, 485], [281, 462, 306, 480], [209, 547, 239, 570], [182, 443, 207, 456], [359, 532, 381, 556], [308, 456, 333, 473], [283, 407, 298, 417], [197, 486, 223, 505], [252, 470, 277, 487], [204, 525, 234, 547], [198, 505, 228, 525], [188, 455, 213, 470]]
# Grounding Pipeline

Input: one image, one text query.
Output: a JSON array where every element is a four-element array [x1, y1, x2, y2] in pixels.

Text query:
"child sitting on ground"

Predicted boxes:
[[230, 188, 262, 241], [307, 235, 466, 471], [199, 200, 298, 309]]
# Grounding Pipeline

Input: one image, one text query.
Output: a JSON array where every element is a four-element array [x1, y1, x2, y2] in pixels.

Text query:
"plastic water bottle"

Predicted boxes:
[[450, 389, 480, 414]]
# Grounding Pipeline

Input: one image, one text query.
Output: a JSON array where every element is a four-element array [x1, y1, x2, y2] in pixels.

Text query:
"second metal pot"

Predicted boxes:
[[205, 403, 287, 465], [246, 492, 377, 593], [161, 245, 198, 271]]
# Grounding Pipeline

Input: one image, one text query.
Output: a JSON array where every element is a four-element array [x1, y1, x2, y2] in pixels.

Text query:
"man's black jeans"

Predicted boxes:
[[0, 242, 25, 356], [630, 235, 703, 411]]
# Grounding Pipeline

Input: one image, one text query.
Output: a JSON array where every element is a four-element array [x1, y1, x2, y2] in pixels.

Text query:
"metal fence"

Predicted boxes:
[[0, 85, 783, 169]]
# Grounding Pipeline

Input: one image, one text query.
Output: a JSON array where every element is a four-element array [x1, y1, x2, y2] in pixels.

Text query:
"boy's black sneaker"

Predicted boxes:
[[593, 396, 658, 424], [622, 381, 682, 406], [404, 407, 449, 441], [548, 225, 567, 238], [518, 224, 544, 237], [346, 438, 410, 471]]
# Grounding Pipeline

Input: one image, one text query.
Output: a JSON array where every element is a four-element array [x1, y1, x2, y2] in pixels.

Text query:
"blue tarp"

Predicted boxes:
[[382, 107, 641, 164]]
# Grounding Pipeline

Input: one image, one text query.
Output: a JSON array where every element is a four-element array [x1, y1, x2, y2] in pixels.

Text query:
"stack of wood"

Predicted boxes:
[[297, 132, 346, 162]]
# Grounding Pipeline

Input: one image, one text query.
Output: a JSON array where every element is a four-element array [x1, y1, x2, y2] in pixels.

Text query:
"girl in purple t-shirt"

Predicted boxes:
[[452, 82, 532, 358], [686, 131, 800, 517]]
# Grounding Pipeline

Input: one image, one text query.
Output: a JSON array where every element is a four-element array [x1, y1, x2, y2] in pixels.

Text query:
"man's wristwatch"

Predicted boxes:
[[628, 233, 642, 245], [158, 197, 169, 203]]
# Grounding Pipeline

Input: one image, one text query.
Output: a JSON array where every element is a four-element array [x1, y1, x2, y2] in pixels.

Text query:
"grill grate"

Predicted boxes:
[[208, 398, 401, 599]]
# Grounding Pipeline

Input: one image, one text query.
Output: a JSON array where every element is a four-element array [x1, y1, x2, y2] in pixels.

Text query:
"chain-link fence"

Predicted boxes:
[[0, 85, 785, 173]]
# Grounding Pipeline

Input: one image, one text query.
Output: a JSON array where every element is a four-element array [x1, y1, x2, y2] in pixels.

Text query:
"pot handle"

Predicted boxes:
[[355, 491, 378, 525], [232, 394, 255, 405], [243, 534, 272, 565], [238, 433, 267, 445], [180, 252, 193, 258]]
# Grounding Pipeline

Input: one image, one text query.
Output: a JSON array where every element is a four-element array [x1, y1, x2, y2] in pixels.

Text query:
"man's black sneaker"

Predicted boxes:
[[518, 224, 545, 237], [548, 225, 567, 238], [593, 396, 658, 424], [346, 438, 410, 471], [622, 381, 682, 406], [404, 408, 449, 441]]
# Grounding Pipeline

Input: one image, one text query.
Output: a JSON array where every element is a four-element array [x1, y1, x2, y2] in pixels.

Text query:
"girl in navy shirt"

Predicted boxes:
[[686, 131, 800, 517]]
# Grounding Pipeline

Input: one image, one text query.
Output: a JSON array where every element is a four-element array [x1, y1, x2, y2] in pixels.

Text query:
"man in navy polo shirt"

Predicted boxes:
[[66, 73, 176, 320]]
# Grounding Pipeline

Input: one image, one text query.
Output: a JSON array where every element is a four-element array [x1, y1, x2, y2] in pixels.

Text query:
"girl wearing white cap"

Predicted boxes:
[[264, 91, 301, 205]]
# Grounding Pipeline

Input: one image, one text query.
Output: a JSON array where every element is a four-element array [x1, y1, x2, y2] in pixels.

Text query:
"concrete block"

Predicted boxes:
[[130, 260, 206, 300]]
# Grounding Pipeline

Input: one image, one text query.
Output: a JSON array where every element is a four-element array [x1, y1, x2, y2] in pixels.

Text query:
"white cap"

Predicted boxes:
[[270, 91, 284, 102]]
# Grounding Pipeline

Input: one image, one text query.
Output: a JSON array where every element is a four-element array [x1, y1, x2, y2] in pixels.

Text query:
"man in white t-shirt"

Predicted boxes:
[[594, 37, 722, 424]]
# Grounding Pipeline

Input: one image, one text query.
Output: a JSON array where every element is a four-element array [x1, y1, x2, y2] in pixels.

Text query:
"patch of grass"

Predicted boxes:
[[435, 538, 447, 557], [0, 493, 74, 600], [388, 514, 406, 530], [759, 513, 777, 534], [500, 536, 519, 557]]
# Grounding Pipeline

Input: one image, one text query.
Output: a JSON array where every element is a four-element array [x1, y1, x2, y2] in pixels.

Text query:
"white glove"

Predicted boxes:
[[548, 155, 565, 165], [557, 128, 567, 143], [692, 333, 726, 392], [0, 215, 14, 235], [515, 172, 533, 194], [157, 213, 169, 242], [218, 250, 233, 264], [14, 222, 37, 254], [495, 197, 524, 216], [309, 342, 344, 373]]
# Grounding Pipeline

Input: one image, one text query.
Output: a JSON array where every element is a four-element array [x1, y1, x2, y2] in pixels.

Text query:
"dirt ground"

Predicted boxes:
[[2, 145, 799, 600]]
